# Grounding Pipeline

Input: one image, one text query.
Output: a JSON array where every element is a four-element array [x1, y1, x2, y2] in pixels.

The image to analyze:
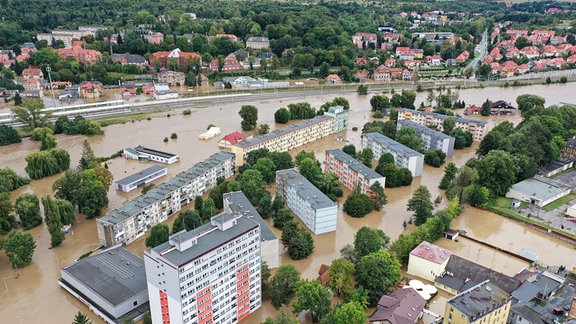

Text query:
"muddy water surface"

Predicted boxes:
[[1, 84, 575, 323]]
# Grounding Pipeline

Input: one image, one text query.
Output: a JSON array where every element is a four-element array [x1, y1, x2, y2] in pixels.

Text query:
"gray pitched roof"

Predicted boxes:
[[436, 255, 521, 294]]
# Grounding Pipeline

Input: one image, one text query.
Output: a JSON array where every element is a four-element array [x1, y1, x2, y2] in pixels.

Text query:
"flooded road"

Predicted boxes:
[[0, 83, 575, 323]]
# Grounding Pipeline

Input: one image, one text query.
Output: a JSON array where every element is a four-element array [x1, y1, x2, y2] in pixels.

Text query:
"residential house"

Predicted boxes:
[[373, 65, 403, 81], [427, 55, 443, 67], [463, 105, 481, 115], [444, 280, 511, 324], [214, 33, 238, 42], [516, 63, 530, 74], [455, 50, 469, 63], [148, 48, 202, 71], [354, 70, 369, 82], [57, 40, 102, 64], [276, 169, 337, 234], [352, 32, 378, 49], [157, 70, 185, 86], [385, 57, 396, 68], [323, 149, 386, 196], [245, 36, 270, 49], [520, 46, 541, 59], [361, 132, 424, 177], [207, 53, 243, 72], [562, 137, 576, 159], [80, 81, 103, 99], [325, 74, 341, 83], [407, 241, 453, 282], [369, 288, 427, 323], [490, 100, 516, 115], [97, 151, 236, 246], [22, 78, 43, 91], [402, 69, 412, 81], [111, 53, 148, 67], [21, 67, 43, 80], [435, 254, 522, 295]]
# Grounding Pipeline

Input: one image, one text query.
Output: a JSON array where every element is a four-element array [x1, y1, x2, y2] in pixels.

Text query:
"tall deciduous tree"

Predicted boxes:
[[323, 301, 367, 324], [11, 99, 52, 130], [269, 264, 300, 308], [0, 192, 15, 234], [327, 258, 355, 297], [42, 196, 66, 247], [145, 224, 170, 248], [239, 105, 258, 131], [356, 250, 402, 305], [0, 124, 22, 146], [343, 193, 373, 218], [407, 185, 434, 226], [292, 279, 331, 323], [354, 226, 390, 258], [439, 162, 458, 190], [15, 193, 41, 230], [253, 158, 277, 184], [274, 108, 291, 123], [262, 306, 299, 324], [475, 149, 516, 196], [3, 230, 37, 268]]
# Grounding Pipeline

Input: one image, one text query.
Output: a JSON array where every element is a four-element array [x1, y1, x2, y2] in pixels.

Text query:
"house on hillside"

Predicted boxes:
[[369, 288, 426, 324]]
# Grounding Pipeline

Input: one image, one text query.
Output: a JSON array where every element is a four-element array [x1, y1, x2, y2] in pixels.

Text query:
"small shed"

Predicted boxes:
[[511, 199, 521, 208], [444, 228, 459, 240]]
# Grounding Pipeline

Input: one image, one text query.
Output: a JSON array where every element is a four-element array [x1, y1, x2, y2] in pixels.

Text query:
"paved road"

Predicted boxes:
[[468, 29, 489, 78]]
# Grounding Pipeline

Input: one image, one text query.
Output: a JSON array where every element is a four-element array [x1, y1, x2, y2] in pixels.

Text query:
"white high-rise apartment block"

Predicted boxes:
[[397, 119, 455, 157], [144, 213, 262, 324]]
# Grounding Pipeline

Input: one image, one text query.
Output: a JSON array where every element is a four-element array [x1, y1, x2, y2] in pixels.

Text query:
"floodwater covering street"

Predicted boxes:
[[0, 83, 575, 323]]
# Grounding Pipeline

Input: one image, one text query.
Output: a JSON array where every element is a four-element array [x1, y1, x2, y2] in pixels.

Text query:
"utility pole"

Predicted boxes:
[[46, 66, 57, 108]]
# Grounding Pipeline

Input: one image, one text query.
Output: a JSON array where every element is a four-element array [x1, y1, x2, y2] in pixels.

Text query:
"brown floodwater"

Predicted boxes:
[[0, 83, 575, 323]]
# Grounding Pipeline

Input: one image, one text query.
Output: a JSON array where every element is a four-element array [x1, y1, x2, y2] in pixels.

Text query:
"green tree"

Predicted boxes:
[[439, 162, 457, 190], [370, 95, 390, 111], [323, 301, 367, 324], [72, 311, 93, 324], [354, 226, 390, 258], [274, 108, 291, 123], [15, 193, 41, 230], [172, 210, 202, 233], [356, 250, 402, 305], [396, 127, 425, 152], [0, 192, 16, 234], [78, 140, 97, 170], [145, 224, 170, 248], [480, 99, 492, 116], [42, 196, 66, 246], [281, 220, 314, 260], [424, 150, 446, 167], [269, 264, 301, 308], [327, 258, 355, 297], [442, 117, 455, 134], [293, 279, 332, 323], [3, 230, 37, 268], [239, 105, 258, 131], [253, 158, 277, 184], [201, 197, 217, 221], [331, 97, 350, 110], [0, 125, 22, 146], [356, 148, 374, 168], [407, 185, 434, 225], [25, 150, 61, 179], [369, 182, 388, 210], [0, 168, 29, 192], [341, 144, 356, 157], [11, 99, 52, 130], [272, 207, 293, 230], [462, 184, 490, 206], [343, 193, 373, 218], [475, 150, 516, 196], [298, 157, 322, 184], [516, 94, 545, 118], [31, 127, 57, 150], [357, 84, 368, 95]]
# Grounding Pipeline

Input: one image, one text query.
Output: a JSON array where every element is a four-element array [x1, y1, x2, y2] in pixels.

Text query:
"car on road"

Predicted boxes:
[[552, 307, 564, 315]]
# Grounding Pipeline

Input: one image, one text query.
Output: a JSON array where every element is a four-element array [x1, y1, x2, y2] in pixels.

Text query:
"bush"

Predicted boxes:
[[183, 109, 192, 115], [170, 133, 178, 139], [163, 137, 169, 142], [560, 76, 568, 84], [372, 111, 384, 119]]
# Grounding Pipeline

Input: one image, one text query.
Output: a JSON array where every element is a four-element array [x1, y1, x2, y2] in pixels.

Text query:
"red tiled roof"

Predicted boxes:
[[410, 241, 452, 264], [219, 131, 247, 145]]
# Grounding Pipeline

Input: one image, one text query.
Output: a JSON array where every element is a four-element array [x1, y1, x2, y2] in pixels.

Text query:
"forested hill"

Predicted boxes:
[[0, 0, 506, 48]]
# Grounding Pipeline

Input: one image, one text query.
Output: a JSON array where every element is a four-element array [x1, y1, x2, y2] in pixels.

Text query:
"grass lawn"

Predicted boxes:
[[542, 193, 576, 212]]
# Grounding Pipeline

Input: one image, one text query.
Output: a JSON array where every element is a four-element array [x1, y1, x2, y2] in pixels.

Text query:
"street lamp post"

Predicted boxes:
[[46, 66, 57, 108]]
